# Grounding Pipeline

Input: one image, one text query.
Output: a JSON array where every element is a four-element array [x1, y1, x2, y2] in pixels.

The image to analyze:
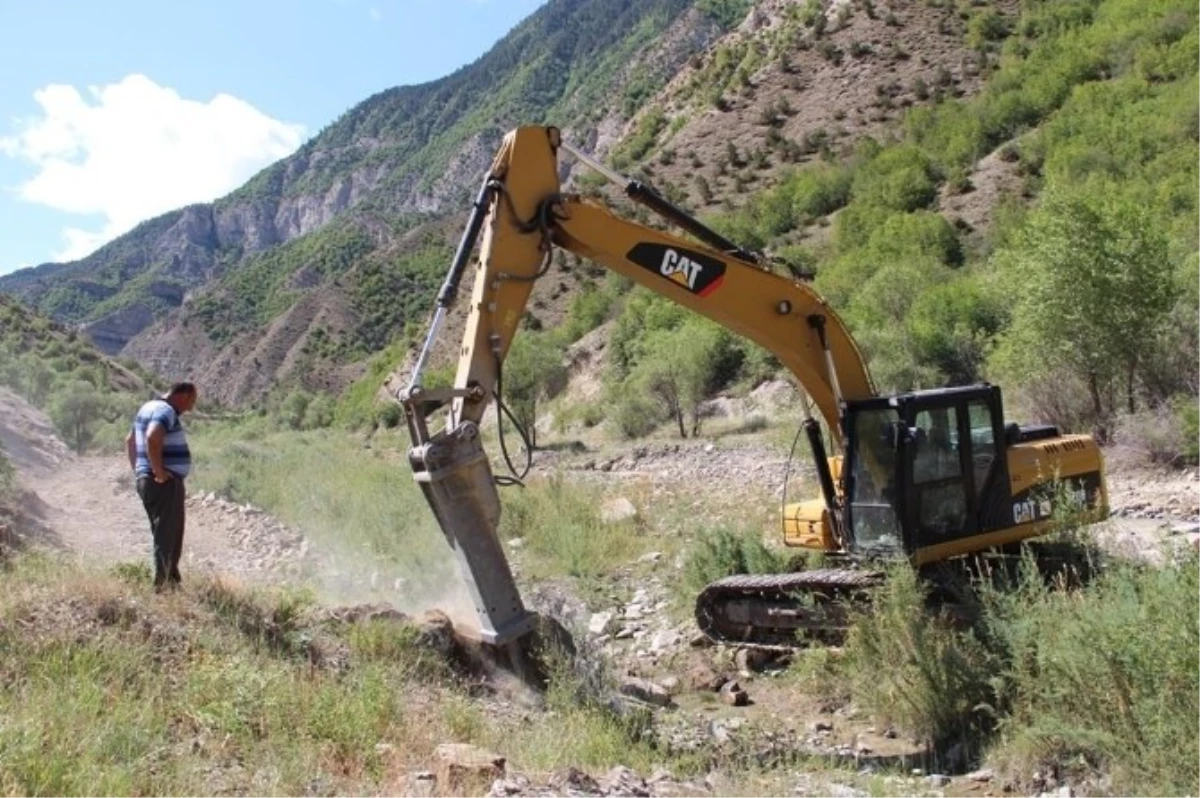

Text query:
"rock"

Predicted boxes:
[[434, 743, 505, 795], [658, 675, 680, 694], [967, 768, 994, 782], [623, 604, 644, 621], [1037, 786, 1075, 798], [488, 775, 529, 797], [405, 770, 437, 798], [601, 497, 638, 523], [600, 766, 651, 797], [825, 783, 867, 797], [507, 537, 525, 549], [718, 680, 749, 706], [811, 721, 834, 733], [637, 550, 663, 564], [925, 774, 951, 787], [709, 717, 745, 743], [650, 630, 679, 651], [549, 767, 601, 795], [1170, 522, 1200, 536], [685, 663, 727, 692], [588, 611, 615, 636], [619, 677, 673, 707]]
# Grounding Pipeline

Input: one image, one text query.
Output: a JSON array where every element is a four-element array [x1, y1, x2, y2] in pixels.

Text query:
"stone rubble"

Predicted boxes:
[[184, 490, 311, 582]]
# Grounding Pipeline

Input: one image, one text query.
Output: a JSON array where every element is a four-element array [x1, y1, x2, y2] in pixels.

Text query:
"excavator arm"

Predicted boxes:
[[400, 126, 874, 646]]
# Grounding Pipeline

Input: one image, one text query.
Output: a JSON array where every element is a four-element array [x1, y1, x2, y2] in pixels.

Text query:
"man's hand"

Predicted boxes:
[[146, 423, 169, 483]]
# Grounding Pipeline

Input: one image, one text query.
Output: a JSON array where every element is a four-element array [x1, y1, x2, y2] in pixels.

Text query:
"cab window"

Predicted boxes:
[[912, 407, 961, 484], [967, 400, 997, 498], [911, 405, 967, 538]]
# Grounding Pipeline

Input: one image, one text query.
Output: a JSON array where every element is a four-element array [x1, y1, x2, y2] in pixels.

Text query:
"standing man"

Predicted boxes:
[[125, 382, 198, 591]]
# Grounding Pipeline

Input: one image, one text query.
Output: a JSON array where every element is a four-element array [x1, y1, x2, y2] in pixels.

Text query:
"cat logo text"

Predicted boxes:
[[626, 242, 726, 297]]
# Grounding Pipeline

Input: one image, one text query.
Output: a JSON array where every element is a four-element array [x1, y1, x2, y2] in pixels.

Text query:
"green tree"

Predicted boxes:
[[851, 144, 939, 212], [630, 319, 733, 437], [907, 278, 1005, 386], [501, 333, 566, 449], [23, 355, 56, 406], [49, 380, 111, 452], [279, 390, 312, 430], [990, 189, 1177, 437], [304, 394, 336, 430]]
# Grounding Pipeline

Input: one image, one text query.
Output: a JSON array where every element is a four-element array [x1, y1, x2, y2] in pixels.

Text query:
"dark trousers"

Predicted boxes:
[[136, 476, 186, 587]]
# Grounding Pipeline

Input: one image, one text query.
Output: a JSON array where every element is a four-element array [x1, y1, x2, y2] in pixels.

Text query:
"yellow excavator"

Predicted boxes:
[[399, 126, 1107, 651]]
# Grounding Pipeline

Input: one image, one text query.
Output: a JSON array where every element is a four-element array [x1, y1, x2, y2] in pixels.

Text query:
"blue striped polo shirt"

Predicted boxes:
[[132, 398, 191, 478]]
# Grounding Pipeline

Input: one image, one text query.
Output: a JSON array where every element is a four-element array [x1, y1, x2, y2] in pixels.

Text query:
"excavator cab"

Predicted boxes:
[[843, 384, 1013, 561]]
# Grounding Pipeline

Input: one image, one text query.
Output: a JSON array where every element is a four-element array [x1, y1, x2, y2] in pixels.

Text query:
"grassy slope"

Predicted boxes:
[[0, 556, 687, 796]]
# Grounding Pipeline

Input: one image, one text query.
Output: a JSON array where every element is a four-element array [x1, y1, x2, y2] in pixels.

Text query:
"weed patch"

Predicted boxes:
[[682, 525, 792, 598], [840, 564, 998, 757], [499, 475, 645, 581], [829, 552, 1199, 793]]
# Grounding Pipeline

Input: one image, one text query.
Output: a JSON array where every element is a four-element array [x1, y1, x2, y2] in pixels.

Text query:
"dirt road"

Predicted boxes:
[[0, 386, 307, 584]]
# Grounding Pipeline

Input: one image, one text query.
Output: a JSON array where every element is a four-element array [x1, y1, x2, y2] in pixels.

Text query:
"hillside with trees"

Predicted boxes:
[[1, 0, 1193, 455]]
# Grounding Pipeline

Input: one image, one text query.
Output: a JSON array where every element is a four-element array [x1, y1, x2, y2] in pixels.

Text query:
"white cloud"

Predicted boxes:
[[0, 74, 306, 262]]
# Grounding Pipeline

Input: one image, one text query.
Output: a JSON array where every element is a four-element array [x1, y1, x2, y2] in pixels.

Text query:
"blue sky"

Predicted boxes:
[[0, 0, 548, 276]]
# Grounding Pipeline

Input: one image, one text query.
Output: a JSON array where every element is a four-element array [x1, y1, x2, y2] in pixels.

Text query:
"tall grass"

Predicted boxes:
[[982, 553, 1199, 796], [0, 556, 701, 796], [0, 561, 449, 795], [833, 552, 1199, 795], [839, 564, 997, 755], [187, 425, 463, 609], [681, 525, 792, 598], [189, 422, 657, 612], [498, 474, 647, 581]]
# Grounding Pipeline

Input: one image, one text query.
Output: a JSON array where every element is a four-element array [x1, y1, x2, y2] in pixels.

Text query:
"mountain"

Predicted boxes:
[[2, 1, 1022, 405]]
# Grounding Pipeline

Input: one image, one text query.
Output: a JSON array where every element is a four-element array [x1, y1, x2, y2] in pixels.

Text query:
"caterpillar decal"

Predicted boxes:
[[1010, 472, 1103, 526], [626, 242, 726, 297]]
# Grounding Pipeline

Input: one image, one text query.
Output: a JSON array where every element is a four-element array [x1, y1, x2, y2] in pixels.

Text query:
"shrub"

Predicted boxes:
[[840, 564, 998, 753], [373, 402, 403, 430], [981, 555, 1200, 796], [682, 526, 791, 597], [498, 476, 644, 580], [1111, 399, 1200, 467], [785, 164, 854, 223], [278, 390, 312, 430], [851, 144, 939, 211], [0, 448, 15, 504], [610, 390, 664, 439]]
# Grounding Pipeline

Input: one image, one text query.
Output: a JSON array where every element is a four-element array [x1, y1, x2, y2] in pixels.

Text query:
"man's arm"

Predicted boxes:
[[125, 429, 137, 470], [145, 423, 169, 482]]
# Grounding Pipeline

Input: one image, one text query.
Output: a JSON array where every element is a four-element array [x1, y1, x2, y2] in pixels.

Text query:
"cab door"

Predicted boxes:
[[902, 402, 976, 547], [900, 387, 1014, 552]]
